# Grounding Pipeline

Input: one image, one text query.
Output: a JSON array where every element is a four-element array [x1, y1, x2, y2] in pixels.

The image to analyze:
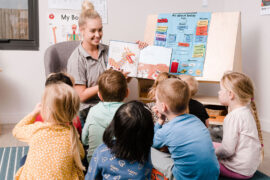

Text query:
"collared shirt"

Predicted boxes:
[[153, 114, 220, 180], [67, 42, 109, 111], [216, 106, 261, 176]]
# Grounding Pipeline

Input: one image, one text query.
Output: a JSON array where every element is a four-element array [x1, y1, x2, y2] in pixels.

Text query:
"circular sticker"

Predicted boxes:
[[49, 14, 55, 19]]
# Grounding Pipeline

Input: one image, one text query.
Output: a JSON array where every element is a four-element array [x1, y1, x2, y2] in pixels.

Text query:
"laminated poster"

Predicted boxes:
[[48, 10, 81, 45], [154, 12, 211, 77], [261, 0, 270, 15], [48, 0, 108, 23]]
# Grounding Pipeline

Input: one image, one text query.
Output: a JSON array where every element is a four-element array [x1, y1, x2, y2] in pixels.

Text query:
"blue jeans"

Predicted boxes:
[[20, 155, 27, 167]]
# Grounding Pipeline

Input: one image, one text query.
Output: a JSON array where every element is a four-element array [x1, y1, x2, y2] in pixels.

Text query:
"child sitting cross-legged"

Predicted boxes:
[[82, 69, 129, 162], [152, 78, 220, 180], [85, 100, 154, 179], [13, 83, 85, 179]]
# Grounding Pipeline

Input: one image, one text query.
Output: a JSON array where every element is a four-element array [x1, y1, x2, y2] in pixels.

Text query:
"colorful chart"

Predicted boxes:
[[154, 12, 211, 77]]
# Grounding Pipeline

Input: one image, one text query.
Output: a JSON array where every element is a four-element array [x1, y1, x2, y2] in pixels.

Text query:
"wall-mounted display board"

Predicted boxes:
[[144, 12, 242, 83]]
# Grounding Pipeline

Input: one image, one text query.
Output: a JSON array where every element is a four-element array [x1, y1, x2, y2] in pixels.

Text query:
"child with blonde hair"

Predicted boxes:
[[35, 72, 82, 135], [13, 83, 85, 179], [148, 72, 177, 101], [215, 71, 263, 179], [179, 74, 209, 127], [153, 78, 219, 180], [147, 72, 177, 122]]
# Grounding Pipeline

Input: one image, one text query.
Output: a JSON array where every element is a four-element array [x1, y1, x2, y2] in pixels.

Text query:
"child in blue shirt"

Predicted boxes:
[[82, 69, 129, 162], [152, 78, 219, 180], [85, 101, 154, 179]]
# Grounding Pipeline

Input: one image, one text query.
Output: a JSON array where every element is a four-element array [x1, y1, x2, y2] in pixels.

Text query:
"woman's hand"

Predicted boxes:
[[136, 40, 148, 49]]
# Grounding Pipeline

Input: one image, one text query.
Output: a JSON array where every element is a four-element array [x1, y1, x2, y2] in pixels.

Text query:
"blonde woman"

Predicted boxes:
[[13, 83, 85, 179], [215, 72, 263, 179], [67, 0, 147, 126]]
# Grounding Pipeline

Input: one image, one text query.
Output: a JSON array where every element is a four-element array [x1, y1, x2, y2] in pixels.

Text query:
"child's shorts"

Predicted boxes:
[[151, 148, 175, 180]]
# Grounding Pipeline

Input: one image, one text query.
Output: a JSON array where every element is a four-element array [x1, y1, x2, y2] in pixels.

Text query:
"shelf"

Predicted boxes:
[[209, 115, 225, 125], [193, 95, 222, 106], [139, 97, 153, 104]]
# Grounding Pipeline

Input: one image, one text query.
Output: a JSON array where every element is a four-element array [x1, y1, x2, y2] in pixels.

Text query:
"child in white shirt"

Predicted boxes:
[[215, 71, 263, 179]]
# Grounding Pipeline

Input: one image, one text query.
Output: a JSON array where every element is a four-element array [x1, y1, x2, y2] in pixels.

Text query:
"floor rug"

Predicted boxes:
[[0, 146, 29, 180]]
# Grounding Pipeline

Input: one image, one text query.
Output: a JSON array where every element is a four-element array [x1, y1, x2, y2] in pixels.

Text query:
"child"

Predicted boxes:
[[153, 78, 219, 180], [85, 101, 154, 179], [179, 74, 209, 127], [148, 72, 177, 101], [35, 72, 82, 135], [82, 69, 129, 162], [45, 72, 74, 86], [147, 72, 177, 122], [13, 83, 85, 179], [215, 71, 263, 179]]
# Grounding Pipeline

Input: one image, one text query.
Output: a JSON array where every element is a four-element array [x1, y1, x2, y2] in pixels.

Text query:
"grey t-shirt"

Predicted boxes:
[[67, 42, 109, 111]]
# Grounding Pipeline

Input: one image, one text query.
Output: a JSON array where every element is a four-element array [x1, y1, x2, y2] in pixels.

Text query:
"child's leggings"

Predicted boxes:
[[213, 142, 253, 179]]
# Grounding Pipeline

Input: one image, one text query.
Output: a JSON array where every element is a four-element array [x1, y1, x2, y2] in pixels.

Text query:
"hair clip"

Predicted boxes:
[[251, 97, 254, 101], [261, 144, 264, 147]]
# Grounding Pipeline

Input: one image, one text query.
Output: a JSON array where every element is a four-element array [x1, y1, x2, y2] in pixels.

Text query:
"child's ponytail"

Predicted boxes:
[[250, 100, 264, 160], [70, 124, 85, 171], [222, 71, 264, 161], [41, 83, 85, 171]]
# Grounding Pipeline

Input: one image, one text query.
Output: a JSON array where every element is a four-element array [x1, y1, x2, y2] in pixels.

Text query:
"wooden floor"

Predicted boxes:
[[0, 124, 269, 176]]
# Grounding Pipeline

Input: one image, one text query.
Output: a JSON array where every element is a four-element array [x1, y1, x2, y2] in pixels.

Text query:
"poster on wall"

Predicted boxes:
[[48, 0, 108, 23], [48, 0, 82, 10], [261, 0, 270, 15], [154, 12, 211, 77], [48, 10, 81, 45]]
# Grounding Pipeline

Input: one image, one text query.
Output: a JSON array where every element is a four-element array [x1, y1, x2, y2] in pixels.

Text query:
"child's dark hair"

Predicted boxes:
[[45, 72, 73, 87], [103, 100, 154, 163], [98, 69, 127, 102]]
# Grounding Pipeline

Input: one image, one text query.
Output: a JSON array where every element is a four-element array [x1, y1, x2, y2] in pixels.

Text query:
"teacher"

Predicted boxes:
[[67, 0, 146, 127]]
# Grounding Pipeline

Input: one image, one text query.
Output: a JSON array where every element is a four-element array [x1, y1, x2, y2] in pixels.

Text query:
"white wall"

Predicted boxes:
[[198, 0, 270, 132], [0, 0, 269, 132], [225, 0, 270, 134]]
